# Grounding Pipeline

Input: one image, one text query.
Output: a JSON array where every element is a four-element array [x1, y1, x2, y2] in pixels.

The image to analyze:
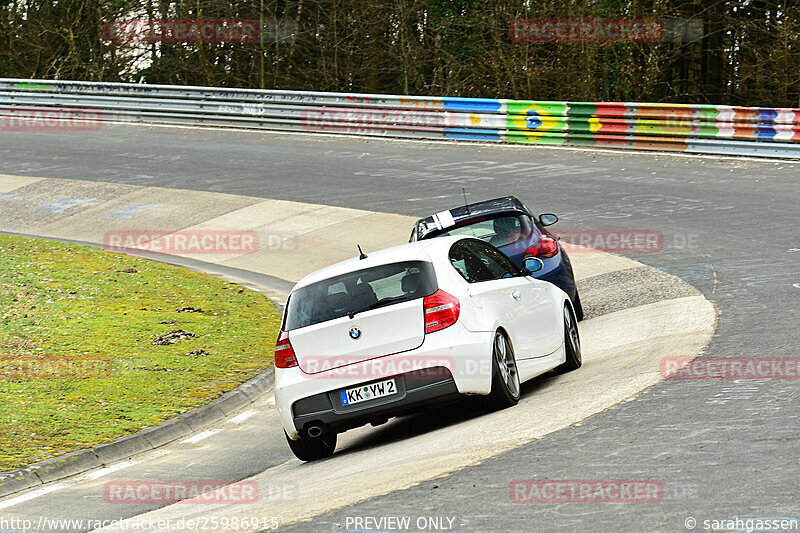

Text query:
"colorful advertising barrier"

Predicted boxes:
[[1, 78, 798, 158]]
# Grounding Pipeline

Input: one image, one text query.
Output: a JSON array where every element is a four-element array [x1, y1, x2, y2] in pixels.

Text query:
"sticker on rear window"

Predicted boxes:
[[433, 210, 456, 230]]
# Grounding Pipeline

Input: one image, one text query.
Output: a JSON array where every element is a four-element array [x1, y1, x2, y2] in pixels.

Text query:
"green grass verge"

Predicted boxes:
[[0, 235, 281, 471]]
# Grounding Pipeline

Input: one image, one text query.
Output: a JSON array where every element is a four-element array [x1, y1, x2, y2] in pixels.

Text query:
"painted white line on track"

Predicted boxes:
[[0, 483, 69, 510], [228, 410, 257, 424], [181, 430, 220, 444], [80, 460, 141, 481], [264, 396, 275, 405], [49, 118, 800, 164]]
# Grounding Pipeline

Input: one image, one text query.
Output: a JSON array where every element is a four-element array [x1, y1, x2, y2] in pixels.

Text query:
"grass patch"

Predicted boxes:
[[0, 235, 281, 470]]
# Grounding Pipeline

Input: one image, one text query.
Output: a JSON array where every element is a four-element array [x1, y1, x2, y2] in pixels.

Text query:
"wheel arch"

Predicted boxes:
[[493, 326, 515, 352]]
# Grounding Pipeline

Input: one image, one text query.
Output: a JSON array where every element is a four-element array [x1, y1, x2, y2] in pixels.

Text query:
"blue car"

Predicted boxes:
[[410, 195, 583, 321]]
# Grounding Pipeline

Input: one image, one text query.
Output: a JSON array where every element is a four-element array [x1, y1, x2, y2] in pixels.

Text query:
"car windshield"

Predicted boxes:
[[283, 261, 438, 330], [434, 214, 533, 248]]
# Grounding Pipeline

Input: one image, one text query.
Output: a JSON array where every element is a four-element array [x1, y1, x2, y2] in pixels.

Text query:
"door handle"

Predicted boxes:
[[512, 290, 521, 300]]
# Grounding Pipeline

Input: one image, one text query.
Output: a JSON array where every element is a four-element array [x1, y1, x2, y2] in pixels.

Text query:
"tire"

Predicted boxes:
[[555, 303, 582, 374], [485, 331, 521, 410], [571, 290, 584, 322], [285, 431, 336, 461]]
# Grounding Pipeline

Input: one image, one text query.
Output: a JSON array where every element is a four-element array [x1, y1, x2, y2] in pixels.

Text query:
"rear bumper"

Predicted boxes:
[[275, 322, 493, 438], [291, 367, 461, 437]]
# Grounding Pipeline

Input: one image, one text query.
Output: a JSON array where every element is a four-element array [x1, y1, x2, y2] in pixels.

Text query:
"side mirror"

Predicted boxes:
[[539, 213, 558, 227], [523, 257, 544, 274]]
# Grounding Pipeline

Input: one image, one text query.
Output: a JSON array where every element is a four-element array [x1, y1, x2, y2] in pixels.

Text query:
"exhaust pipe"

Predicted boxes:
[[306, 425, 323, 438]]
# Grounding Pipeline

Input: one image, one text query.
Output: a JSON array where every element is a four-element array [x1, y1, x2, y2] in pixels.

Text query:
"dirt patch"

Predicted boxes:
[[153, 330, 196, 345]]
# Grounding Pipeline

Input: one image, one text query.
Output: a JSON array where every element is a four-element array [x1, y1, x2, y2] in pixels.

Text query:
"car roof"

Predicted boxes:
[[414, 195, 530, 239], [291, 235, 467, 291]]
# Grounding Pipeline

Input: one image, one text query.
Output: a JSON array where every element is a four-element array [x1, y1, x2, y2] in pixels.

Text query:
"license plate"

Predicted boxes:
[[340, 379, 397, 406]]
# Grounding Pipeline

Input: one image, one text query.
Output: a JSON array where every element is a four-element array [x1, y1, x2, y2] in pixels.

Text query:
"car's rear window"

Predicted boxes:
[[428, 214, 533, 248], [283, 261, 438, 330]]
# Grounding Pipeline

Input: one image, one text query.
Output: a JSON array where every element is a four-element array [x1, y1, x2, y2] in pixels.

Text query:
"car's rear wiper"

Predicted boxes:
[[348, 296, 408, 319]]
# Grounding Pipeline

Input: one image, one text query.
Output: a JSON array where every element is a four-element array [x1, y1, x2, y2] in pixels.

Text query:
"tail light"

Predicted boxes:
[[274, 330, 298, 368], [423, 290, 460, 334], [524, 236, 559, 258]]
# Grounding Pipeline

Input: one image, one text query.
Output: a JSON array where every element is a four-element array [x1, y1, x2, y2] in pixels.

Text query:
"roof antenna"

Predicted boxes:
[[462, 187, 471, 215], [357, 244, 368, 260]]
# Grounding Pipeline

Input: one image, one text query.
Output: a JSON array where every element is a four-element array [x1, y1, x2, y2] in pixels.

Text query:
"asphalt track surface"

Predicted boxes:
[[1, 125, 799, 532]]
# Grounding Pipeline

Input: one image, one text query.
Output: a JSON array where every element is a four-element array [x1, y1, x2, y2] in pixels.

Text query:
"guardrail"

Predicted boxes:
[[1, 78, 799, 158]]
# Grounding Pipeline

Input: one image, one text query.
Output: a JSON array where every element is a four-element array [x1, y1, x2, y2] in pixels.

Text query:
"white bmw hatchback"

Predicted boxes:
[[274, 235, 581, 461]]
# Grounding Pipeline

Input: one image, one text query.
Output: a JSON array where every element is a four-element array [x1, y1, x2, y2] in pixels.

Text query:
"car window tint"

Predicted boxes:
[[448, 242, 496, 283], [436, 214, 533, 248], [328, 282, 346, 295], [463, 240, 519, 280], [284, 261, 438, 330], [441, 219, 495, 240], [450, 258, 468, 280]]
